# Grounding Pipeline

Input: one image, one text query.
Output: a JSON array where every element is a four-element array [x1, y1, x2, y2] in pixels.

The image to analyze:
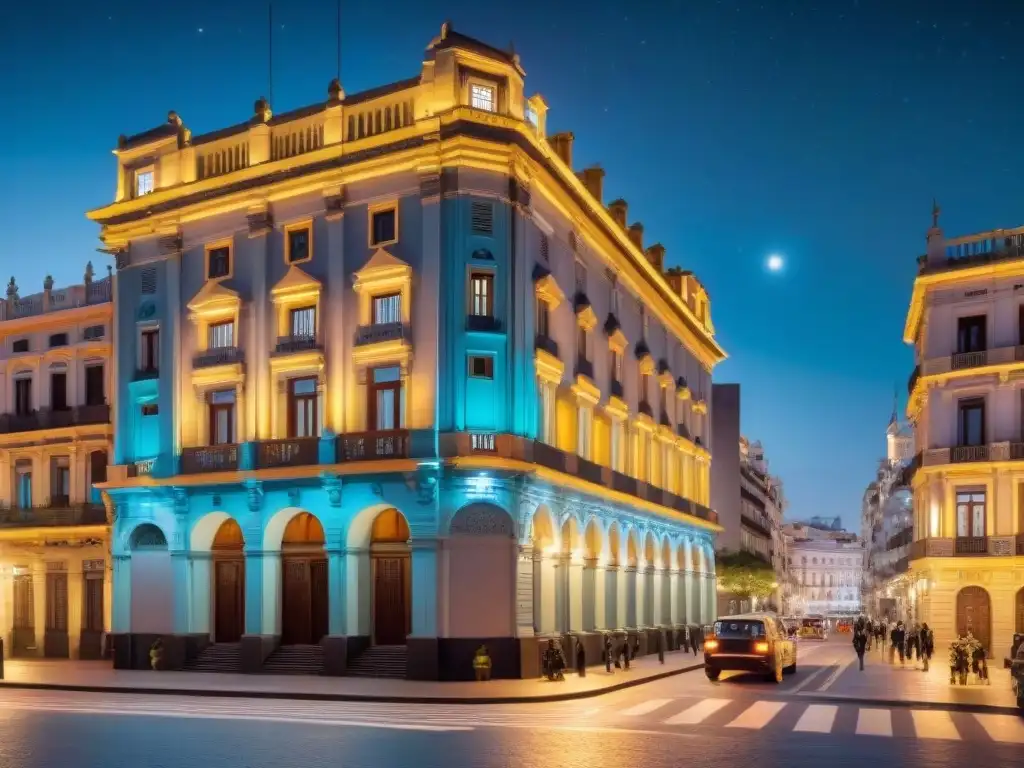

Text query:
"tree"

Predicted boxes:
[[715, 550, 777, 603]]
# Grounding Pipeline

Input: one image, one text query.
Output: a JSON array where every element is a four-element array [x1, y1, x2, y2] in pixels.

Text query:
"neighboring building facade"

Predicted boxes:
[[904, 208, 1024, 659], [784, 522, 863, 617], [90, 24, 725, 679], [860, 407, 914, 623], [0, 267, 113, 658], [710, 383, 787, 614]]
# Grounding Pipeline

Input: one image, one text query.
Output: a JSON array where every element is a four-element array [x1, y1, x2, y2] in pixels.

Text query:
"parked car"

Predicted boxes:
[[704, 612, 797, 684]]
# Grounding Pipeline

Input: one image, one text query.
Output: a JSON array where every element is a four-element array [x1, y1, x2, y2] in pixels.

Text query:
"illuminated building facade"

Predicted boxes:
[[783, 522, 863, 617], [91, 24, 724, 679], [0, 267, 113, 658], [904, 207, 1024, 660]]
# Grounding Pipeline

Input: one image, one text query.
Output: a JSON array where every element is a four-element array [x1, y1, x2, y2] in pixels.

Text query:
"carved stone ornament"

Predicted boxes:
[[321, 473, 342, 507], [324, 189, 346, 219], [171, 487, 189, 516], [247, 208, 273, 237], [404, 468, 438, 506], [245, 480, 264, 512], [450, 504, 514, 537]]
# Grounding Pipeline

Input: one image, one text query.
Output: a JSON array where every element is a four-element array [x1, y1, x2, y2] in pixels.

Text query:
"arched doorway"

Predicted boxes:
[[280, 512, 328, 645], [957, 586, 991, 650], [371, 508, 410, 645], [1016, 587, 1024, 634], [212, 518, 245, 643]]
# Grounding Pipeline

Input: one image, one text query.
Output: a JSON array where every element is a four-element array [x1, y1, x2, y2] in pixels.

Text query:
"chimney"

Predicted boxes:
[[664, 266, 685, 296], [548, 132, 574, 167], [608, 199, 628, 229], [628, 222, 644, 250], [645, 243, 665, 272], [579, 165, 605, 203]]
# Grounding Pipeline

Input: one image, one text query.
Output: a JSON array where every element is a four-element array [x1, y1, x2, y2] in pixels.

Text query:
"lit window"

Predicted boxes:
[[525, 106, 538, 127], [470, 272, 494, 317], [370, 208, 397, 246], [287, 227, 311, 263], [207, 246, 231, 279], [471, 83, 496, 112], [290, 306, 316, 337], [208, 321, 234, 349], [373, 293, 401, 325], [135, 168, 154, 197]]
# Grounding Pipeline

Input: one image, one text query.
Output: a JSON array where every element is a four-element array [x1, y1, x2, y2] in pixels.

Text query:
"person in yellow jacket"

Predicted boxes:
[[473, 645, 492, 681]]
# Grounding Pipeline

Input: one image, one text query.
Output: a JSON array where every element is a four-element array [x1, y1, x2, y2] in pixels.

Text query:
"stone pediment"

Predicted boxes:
[[271, 264, 321, 300], [354, 248, 410, 285], [188, 280, 240, 318]]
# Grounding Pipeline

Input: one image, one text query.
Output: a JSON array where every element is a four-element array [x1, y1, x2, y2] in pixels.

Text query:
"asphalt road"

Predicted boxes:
[[0, 637, 1019, 767]]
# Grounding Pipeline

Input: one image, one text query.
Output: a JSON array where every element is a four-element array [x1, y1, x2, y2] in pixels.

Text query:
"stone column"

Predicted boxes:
[[32, 566, 46, 653], [624, 566, 638, 627], [344, 547, 371, 639], [243, 550, 265, 635], [189, 553, 212, 635], [409, 540, 439, 637], [68, 566, 84, 658], [568, 557, 584, 632], [604, 565, 621, 628], [669, 569, 680, 625], [684, 569, 696, 624], [515, 545, 535, 638], [651, 566, 663, 625], [326, 548, 346, 636], [533, 551, 557, 634], [582, 559, 600, 630], [170, 552, 190, 634]]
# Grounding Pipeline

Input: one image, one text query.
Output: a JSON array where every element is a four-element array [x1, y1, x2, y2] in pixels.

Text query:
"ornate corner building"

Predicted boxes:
[[904, 206, 1024, 660], [0, 267, 113, 658], [90, 24, 725, 679]]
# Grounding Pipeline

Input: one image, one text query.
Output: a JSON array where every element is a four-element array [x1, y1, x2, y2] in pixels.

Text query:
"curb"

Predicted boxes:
[[0, 663, 703, 705], [797, 691, 1022, 717]]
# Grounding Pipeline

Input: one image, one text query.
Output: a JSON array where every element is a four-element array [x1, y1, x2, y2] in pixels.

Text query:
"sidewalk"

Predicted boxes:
[[809, 648, 1019, 714], [0, 652, 703, 704]]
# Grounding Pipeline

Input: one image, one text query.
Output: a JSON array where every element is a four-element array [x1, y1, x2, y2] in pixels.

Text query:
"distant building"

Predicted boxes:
[[710, 383, 787, 614], [904, 207, 1024, 659], [0, 265, 113, 658], [783, 522, 863, 617]]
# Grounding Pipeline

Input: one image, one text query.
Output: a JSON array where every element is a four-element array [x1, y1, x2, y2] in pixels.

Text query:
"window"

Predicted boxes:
[[956, 315, 987, 354], [536, 299, 550, 338], [287, 226, 311, 264], [50, 372, 68, 411], [957, 397, 985, 446], [12, 339, 28, 353], [525, 105, 538, 127], [83, 325, 105, 341], [470, 83, 496, 112], [611, 349, 622, 383], [208, 390, 236, 445], [14, 378, 32, 415], [370, 207, 397, 246], [470, 272, 494, 317], [49, 456, 70, 505], [135, 167, 154, 197], [956, 491, 986, 538], [290, 306, 316, 337], [140, 328, 159, 372], [85, 366, 105, 406], [369, 366, 402, 431], [141, 403, 159, 417], [471, 202, 494, 235], [207, 246, 231, 280], [373, 293, 401, 325], [287, 378, 319, 438], [207, 320, 235, 349], [469, 355, 494, 379], [48, 333, 68, 348], [577, 325, 589, 361]]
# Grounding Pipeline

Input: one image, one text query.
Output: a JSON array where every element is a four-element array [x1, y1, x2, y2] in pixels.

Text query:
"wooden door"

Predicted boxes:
[[13, 574, 34, 653], [957, 586, 991, 650], [373, 556, 408, 645], [310, 558, 329, 643], [281, 558, 312, 645], [1016, 588, 1024, 634], [215, 559, 245, 643]]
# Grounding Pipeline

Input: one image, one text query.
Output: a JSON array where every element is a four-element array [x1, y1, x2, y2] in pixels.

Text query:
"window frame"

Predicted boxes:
[[205, 239, 234, 281], [139, 325, 160, 373], [207, 319, 236, 350], [11, 338, 29, 354], [287, 377, 319, 438], [134, 165, 155, 198], [955, 490, 986, 538], [372, 292, 402, 326], [468, 355, 495, 379], [470, 81, 497, 113], [368, 202, 399, 247], [289, 305, 317, 338], [85, 364, 105, 406], [208, 389, 236, 446], [957, 396, 986, 447], [469, 270, 495, 318], [14, 376, 33, 415], [284, 220, 313, 265]]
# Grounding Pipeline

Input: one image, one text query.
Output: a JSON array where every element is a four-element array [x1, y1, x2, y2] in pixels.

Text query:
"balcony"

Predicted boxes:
[[575, 357, 594, 381], [954, 536, 987, 556], [951, 444, 989, 463], [466, 314, 502, 333], [355, 322, 408, 346], [338, 430, 409, 461], [273, 335, 321, 356], [181, 444, 239, 474], [255, 437, 319, 469], [610, 379, 624, 399], [127, 458, 155, 478], [919, 344, 1024, 378], [0, 504, 106, 527], [534, 333, 558, 358], [918, 238, 1024, 277], [0, 404, 110, 434], [533, 441, 567, 473], [193, 346, 244, 369]]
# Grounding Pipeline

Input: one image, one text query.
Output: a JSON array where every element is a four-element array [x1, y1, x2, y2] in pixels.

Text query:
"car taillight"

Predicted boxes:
[[754, 642, 770, 653], [704, 639, 719, 651]]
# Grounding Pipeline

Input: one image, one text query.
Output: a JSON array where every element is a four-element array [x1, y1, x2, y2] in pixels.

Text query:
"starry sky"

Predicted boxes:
[[3, 0, 1022, 530]]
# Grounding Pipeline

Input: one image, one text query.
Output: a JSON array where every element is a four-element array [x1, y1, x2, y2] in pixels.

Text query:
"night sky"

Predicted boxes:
[[3, 0, 1022, 529]]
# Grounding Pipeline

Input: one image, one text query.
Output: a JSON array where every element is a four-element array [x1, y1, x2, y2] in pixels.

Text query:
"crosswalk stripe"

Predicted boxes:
[[663, 698, 731, 725], [726, 701, 786, 729], [855, 708, 892, 737], [793, 704, 838, 733], [974, 714, 1024, 744], [621, 699, 674, 717], [911, 710, 960, 740]]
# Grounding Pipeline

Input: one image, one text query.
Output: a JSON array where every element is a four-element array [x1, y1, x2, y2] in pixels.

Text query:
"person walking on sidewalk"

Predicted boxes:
[[919, 623, 934, 672], [890, 621, 907, 665], [906, 622, 921, 665], [853, 616, 868, 671]]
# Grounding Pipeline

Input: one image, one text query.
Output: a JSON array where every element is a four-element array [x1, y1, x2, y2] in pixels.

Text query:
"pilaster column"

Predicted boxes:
[[344, 547, 371, 638], [684, 569, 697, 624], [605, 565, 621, 628], [643, 564, 656, 625], [326, 548, 346, 636], [583, 558, 603, 630], [568, 556, 584, 632], [243, 550, 265, 635], [32, 567, 46, 653], [624, 566, 638, 627], [170, 552, 190, 634], [515, 544, 535, 638], [68, 567, 84, 658], [189, 553, 212, 635], [248, 207, 271, 441], [409, 540, 438, 637], [669, 569, 680, 624], [533, 550, 557, 634]]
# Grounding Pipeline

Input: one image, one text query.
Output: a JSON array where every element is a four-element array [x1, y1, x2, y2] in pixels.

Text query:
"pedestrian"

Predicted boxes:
[[919, 623, 934, 672], [853, 616, 868, 671], [688, 624, 699, 656], [906, 622, 920, 665], [891, 621, 906, 665]]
